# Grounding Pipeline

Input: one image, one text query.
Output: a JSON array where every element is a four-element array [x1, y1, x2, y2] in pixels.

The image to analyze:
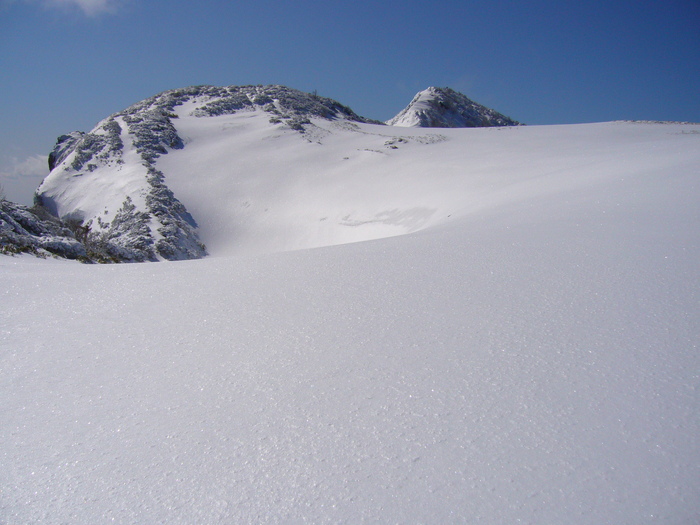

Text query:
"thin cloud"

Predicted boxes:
[[20, 0, 122, 16], [0, 154, 48, 204], [0, 154, 48, 181]]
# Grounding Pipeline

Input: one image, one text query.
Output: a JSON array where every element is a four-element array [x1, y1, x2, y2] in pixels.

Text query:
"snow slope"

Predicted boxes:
[[158, 112, 685, 257], [2, 121, 699, 523]]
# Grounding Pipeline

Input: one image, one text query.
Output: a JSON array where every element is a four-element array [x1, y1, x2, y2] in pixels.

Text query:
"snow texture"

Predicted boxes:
[[2, 109, 699, 523], [386, 86, 520, 128]]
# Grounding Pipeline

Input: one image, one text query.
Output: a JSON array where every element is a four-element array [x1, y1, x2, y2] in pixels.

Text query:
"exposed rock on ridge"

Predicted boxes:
[[0, 199, 86, 259], [37, 108, 201, 261]]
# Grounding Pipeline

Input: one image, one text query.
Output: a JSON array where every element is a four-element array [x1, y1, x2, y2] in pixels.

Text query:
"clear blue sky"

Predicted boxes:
[[1, 0, 699, 204]]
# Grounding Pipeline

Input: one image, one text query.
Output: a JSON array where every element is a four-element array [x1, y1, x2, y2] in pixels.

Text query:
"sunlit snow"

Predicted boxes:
[[2, 119, 699, 523]]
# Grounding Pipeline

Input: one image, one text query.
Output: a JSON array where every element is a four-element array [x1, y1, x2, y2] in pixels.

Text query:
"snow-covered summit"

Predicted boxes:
[[386, 86, 520, 128], [35, 85, 379, 261]]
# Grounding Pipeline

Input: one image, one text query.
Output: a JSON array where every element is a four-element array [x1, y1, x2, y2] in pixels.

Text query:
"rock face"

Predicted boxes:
[[34, 85, 379, 262], [386, 87, 520, 128]]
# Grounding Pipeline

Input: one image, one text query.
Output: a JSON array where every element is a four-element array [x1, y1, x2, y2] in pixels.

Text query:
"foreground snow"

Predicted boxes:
[[2, 122, 699, 523]]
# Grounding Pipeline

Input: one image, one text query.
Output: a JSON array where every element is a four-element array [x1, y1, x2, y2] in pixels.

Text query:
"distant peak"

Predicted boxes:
[[386, 87, 520, 128]]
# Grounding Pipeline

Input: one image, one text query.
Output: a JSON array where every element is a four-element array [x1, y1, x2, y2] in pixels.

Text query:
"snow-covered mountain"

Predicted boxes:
[[3, 85, 700, 523], [35, 85, 519, 261], [35, 85, 377, 261], [386, 86, 520, 127]]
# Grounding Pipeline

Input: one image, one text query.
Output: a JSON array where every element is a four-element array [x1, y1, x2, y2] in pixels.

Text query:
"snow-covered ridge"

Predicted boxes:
[[39, 84, 359, 261], [30, 84, 697, 262], [35, 85, 390, 262], [36, 85, 693, 264], [33, 84, 522, 262], [386, 86, 520, 128]]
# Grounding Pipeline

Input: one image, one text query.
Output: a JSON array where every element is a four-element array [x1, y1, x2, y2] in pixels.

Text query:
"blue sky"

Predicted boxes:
[[1, 0, 699, 204]]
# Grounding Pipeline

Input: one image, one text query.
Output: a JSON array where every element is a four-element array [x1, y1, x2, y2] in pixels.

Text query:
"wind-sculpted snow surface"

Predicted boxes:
[[2, 120, 699, 523]]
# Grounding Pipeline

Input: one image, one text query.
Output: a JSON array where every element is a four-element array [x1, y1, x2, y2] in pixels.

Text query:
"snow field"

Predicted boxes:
[[2, 120, 699, 523]]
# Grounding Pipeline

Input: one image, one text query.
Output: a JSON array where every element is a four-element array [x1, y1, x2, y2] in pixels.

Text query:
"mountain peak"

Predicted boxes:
[[386, 87, 520, 128], [34, 84, 380, 262]]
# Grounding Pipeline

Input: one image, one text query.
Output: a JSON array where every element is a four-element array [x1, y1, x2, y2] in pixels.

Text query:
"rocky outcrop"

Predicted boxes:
[[0, 199, 86, 259]]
